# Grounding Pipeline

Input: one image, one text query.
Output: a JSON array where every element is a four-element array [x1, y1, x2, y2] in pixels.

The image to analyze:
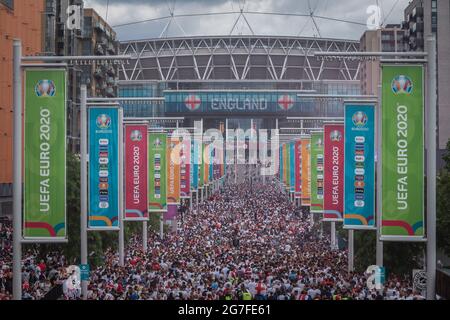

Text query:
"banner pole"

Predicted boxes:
[[12, 39, 22, 301], [142, 221, 148, 252], [118, 108, 125, 267], [331, 221, 336, 250], [348, 229, 354, 272], [160, 213, 164, 239], [80, 84, 88, 300], [426, 35, 437, 300], [376, 83, 384, 267]]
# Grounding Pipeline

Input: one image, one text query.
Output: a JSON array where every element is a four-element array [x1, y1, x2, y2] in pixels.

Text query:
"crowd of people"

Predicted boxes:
[[0, 176, 424, 300]]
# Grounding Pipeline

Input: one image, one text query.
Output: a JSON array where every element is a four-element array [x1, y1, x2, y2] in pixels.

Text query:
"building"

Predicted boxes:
[[0, 0, 45, 217], [402, 0, 450, 151], [118, 36, 361, 133], [359, 24, 406, 95], [44, 0, 119, 152]]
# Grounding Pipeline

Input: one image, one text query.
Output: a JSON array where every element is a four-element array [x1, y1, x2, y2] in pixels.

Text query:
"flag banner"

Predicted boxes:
[[310, 132, 324, 213], [279, 146, 283, 182], [149, 133, 167, 212], [294, 140, 302, 199], [199, 142, 205, 188], [167, 137, 180, 205], [381, 65, 424, 240], [204, 144, 210, 185], [289, 141, 295, 193], [180, 136, 191, 198], [209, 145, 214, 183], [285, 143, 291, 190], [323, 124, 344, 222], [124, 124, 148, 221], [24, 69, 67, 240], [191, 139, 199, 191], [88, 107, 120, 229], [344, 104, 376, 229], [301, 138, 311, 206], [282, 144, 288, 186]]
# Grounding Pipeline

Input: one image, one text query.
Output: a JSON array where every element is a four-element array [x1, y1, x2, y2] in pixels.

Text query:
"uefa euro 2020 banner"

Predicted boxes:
[[24, 69, 67, 240], [167, 137, 181, 205], [323, 124, 344, 222], [310, 132, 324, 213], [289, 141, 295, 193], [294, 140, 302, 199], [300, 137, 311, 206], [381, 65, 424, 240], [88, 107, 120, 229], [149, 133, 167, 212], [180, 136, 191, 198], [125, 124, 148, 220], [344, 104, 376, 229]]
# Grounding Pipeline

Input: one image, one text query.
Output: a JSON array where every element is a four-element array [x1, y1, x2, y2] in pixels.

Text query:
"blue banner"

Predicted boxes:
[[209, 146, 214, 183], [289, 141, 295, 193], [191, 139, 199, 190], [88, 107, 119, 229], [344, 104, 376, 229]]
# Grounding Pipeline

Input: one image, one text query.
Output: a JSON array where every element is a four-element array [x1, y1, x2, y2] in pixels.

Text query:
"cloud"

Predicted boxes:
[[83, 0, 411, 41]]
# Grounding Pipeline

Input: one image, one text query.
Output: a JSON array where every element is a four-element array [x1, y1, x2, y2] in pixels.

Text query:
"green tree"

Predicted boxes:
[[437, 140, 450, 257]]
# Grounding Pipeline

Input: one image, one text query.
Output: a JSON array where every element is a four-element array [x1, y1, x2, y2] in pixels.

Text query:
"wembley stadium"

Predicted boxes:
[[118, 35, 361, 131]]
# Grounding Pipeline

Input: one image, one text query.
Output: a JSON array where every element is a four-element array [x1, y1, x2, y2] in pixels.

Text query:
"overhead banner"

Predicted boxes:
[[149, 133, 167, 212], [344, 104, 376, 229], [294, 140, 302, 199], [167, 137, 181, 205], [88, 107, 120, 229], [381, 65, 424, 240], [323, 124, 344, 222], [180, 137, 191, 198], [24, 69, 67, 240], [301, 138, 311, 206], [125, 124, 148, 221], [310, 132, 324, 213], [289, 141, 295, 193]]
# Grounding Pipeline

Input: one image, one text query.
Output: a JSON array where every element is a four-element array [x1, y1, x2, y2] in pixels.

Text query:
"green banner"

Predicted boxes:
[[148, 133, 167, 212], [310, 132, 324, 213], [381, 65, 424, 240], [24, 69, 66, 240]]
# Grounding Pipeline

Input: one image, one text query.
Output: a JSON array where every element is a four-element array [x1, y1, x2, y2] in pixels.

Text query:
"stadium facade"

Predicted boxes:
[[118, 35, 362, 131]]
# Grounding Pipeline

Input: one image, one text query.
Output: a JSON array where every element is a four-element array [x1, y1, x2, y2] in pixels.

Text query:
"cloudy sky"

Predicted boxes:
[[83, 0, 411, 41]]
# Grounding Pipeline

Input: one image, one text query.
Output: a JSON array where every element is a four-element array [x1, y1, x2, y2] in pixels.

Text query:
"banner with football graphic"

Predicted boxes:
[[301, 137, 311, 206], [148, 133, 167, 212], [381, 65, 424, 240], [124, 124, 148, 221], [167, 136, 181, 205], [323, 124, 344, 222], [294, 140, 302, 199], [344, 104, 376, 229], [310, 132, 324, 214]]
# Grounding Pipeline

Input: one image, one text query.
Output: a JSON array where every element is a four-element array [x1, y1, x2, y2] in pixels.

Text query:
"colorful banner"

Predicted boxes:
[[88, 107, 120, 229], [24, 69, 67, 239], [180, 137, 191, 198], [323, 124, 344, 222], [282, 144, 288, 186], [191, 139, 199, 190], [310, 132, 324, 213], [344, 104, 376, 229], [209, 145, 214, 183], [301, 138, 311, 206], [285, 143, 291, 190], [204, 143, 210, 185], [148, 133, 167, 212], [167, 137, 180, 205], [381, 65, 424, 239], [124, 124, 148, 220], [199, 142, 205, 188], [279, 146, 283, 182], [289, 142, 295, 193], [294, 140, 302, 199]]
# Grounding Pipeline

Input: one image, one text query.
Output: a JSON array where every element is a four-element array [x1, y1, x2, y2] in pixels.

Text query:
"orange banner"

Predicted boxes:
[[167, 137, 180, 204], [301, 138, 311, 206]]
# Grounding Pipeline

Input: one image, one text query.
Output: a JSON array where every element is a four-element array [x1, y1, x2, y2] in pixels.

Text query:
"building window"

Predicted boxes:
[[0, 0, 13, 10]]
